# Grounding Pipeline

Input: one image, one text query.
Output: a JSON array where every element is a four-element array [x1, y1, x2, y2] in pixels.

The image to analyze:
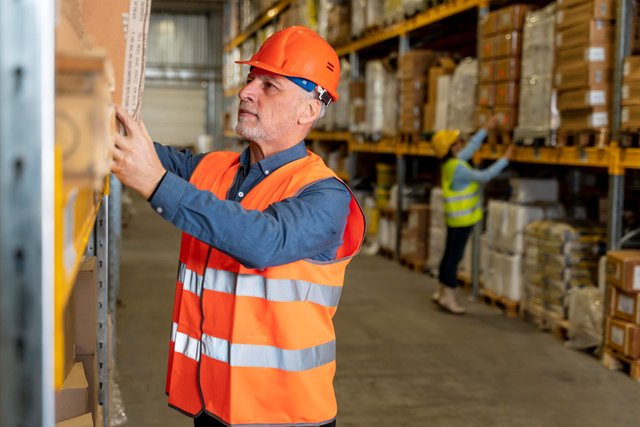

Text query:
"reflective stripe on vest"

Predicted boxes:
[[441, 158, 483, 227], [177, 262, 343, 307], [171, 322, 336, 371]]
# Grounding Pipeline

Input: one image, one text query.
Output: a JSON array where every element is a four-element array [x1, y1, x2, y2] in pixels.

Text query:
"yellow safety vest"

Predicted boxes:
[[441, 158, 483, 227]]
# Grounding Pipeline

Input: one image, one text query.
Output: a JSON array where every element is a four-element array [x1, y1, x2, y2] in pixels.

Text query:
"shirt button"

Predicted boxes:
[[238, 192, 244, 198], [265, 170, 270, 175], [156, 207, 164, 214]]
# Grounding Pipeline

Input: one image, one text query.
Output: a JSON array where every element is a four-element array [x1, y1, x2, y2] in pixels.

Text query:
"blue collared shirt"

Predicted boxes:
[[149, 141, 351, 269], [451, 129, 509, 190]]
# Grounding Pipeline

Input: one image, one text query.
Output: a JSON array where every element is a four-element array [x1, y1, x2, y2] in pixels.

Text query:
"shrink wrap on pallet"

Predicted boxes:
[[366, 60, 398, 136], [384, 0, 404, 25], [517, 3, 557, 133], [447, 58, 478, 134], [427, 188, 446, 274], [318, 0, 350, 46], [510, 178, 559, 203], [321, 58, 351, 131], [351, 0, 367, 37], [366, 0, 385, 30]]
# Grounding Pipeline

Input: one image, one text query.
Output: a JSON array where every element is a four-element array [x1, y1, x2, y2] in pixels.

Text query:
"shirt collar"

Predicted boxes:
[[239, 141, 308, 174]]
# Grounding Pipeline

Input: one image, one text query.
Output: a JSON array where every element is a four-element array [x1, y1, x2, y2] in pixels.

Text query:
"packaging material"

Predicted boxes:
[[365, 60, 398, 136], [607, 251, 640, 292], [427, 188, 446, 274], [384, 0, 404, 24], [56, 362, 89, 422], [556, 20, 613, 50], [555, 62, 610, 91], [366, 0, 385, 30], [498, 4, 536, 32], [399, 50, 437, 80], [408, 204, 431, 233], [495, 81, 519, 105], [447, 58, 479, 133], [609, 286, 640, 323], [481, 35, 499, 59], [434, 75, 452, 130], [496, 31, 522, 58], [427, 57, 456, 103], [480, 61, 495, 82], [318, 0, 350, 46], [400, 78, 428, 133], [558, 87, 609, 110], [556, 45, 611, 68], [55, 413, 93, 427], [566, 287, 604, 350], [478, 84, 495, 107], [481, 11, 499, 37], [333, 58, 351, 131], [502, 252, 524, 301], [510, 178, 559, 203], [494, 106, 518, 129], [495, 57, 521, 82], [73, 258, 97, 355], [351, 0, 367, 37], [402, 0, 424, 15], [624, 56, 640, 81], [349, 80, 367, 132], [560, 108, 609, 129], [622, 105, 640, 127], [401, 228, 429, 264], [76, 354, 98, 424], [623, 82, 640, 105], [517, 4, 556, 132], [606, 317, 640, 358], [556, 0, 614, 29]]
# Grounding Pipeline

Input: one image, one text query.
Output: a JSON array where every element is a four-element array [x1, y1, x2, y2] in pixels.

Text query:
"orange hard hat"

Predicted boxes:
[[236, 26, 341, 103]]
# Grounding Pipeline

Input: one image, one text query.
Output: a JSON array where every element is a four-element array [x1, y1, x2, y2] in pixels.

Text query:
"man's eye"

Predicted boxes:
[[265, 82, 276, 89]]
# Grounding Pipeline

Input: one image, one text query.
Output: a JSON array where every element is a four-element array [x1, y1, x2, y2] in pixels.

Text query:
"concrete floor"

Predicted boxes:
[[117, 194, 640, 427]]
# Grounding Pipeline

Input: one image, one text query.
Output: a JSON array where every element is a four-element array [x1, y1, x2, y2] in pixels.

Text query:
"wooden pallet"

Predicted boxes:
[[486, 130, 513, 146], [620, 129, 640, 148], [480, 289, 519, 318], [520, 302, 563, 331], [379, 247, 395, 260], [399, 132, 422, 145], [602, 347, 640, 382], [399, 255, 427, 273], [552, 318, 570, 342], [556, 128, 609, 148]]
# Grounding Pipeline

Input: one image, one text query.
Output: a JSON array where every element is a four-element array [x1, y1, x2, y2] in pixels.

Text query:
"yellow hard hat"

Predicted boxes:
[[432, 130, 461, 158]]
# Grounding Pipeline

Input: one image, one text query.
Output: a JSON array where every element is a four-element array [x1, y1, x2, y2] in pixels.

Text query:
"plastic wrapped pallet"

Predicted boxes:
[[427, 188, 446, 273], [321, 58, 351, 131], [366, 0, 385, 30], [509, 178, 559, 203], [384, 0, 404, 25], [434, 75, 452, 130], [566, 287, 604, 350], [351, 0, 366, 37], [447, 58, 478, 134], [403, 0, 425, 15], [517, 3, 557, 133], [318, 0, 350, 46], [500, 252, 524, 301], [365, 60, 398, 136]]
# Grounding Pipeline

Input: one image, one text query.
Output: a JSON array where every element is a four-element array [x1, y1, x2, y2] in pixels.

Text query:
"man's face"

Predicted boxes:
[[235, 68, 306, 142]]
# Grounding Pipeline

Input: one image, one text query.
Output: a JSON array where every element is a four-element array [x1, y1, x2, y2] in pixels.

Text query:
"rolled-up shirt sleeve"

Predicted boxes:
[[149, 173, 351, 269]]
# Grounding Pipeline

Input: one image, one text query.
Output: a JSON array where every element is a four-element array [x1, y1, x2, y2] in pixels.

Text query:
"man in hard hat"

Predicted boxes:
[[431, 117, 514, 314], [112, 26, 365, 427]]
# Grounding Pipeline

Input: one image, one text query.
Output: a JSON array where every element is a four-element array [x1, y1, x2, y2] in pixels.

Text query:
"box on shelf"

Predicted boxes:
[[495, 81, 519, 105], [55, 362, 89, 422], [398, 50, 437, 80], [610, 287, 640, 324], [607, 251, 640, 292], [423, 103, 436, 131], [496, 31, 522, 58], [482, 10, 499, 36], [556, 45, 611, 68], [622, 106, 640, 127], [427, 57, 456, 103], [495, 57, 521, 82], [73, 258, 97, 355], [408, 204, 431, 233], [498, 4, 536, 32], [434, 75, 452, 130], [76, 353, 98, 423], [555, 61, 610, 91], [557, 87, 609, 110], [556, 20, 613, 50], [559, 107, 608, 129], [624, 56, 640, 82], [480, 61, 495, 82], [623, 82, 640, 105], [478, 84, 496, 107], [55, 413, 93, 427], [606, 316, 640, 358], [494, 106, 518, 129], [556, 0, 614, 29], [481, 35, 499, 59]]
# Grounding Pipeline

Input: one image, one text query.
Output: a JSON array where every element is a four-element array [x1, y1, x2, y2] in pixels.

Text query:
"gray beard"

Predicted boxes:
[[235, 119, 268, 141]]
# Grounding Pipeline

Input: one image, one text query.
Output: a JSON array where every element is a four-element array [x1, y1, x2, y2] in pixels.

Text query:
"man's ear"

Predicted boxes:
[[298, 99, 321, 125]]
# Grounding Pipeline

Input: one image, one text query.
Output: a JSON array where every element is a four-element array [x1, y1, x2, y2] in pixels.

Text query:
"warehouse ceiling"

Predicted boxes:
[[152, 0, 224, 13]]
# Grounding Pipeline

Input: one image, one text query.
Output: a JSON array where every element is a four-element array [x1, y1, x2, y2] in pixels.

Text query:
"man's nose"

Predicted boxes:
[[238, 79, 259, 102]]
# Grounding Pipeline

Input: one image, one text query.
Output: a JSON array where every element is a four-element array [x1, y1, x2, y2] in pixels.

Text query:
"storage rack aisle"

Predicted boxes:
[[221, 0, 640, 381]]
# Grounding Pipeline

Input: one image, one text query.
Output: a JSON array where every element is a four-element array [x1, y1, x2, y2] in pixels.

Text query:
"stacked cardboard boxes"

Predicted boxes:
[[605, 251, 640, 359], [398, 50, 438, 135], [427, 188, 446, 275], [478, 4, 534, 130], [400, 204, 431, 267], [422, 57, 456, 132], [555, 0, 614, 130], [622, 56, 640, 128]]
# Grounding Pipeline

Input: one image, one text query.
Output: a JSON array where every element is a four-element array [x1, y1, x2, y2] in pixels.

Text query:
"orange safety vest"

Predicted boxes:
[[165, 150, 365, 426]]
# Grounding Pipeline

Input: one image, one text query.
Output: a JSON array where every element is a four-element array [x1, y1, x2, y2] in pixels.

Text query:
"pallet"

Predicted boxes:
[[602, 347, 640, 382], [379, 247, 395, 260], [556, 128, 609, 148], [399, 132, 422, 145], [513, 129, 557, 147], [486, 130, 513, 146], [399, 255, 427, 273], [620, 129, 640, 148], [552, 318, 570, 342], [480, 289, 519, 318], [520, 303, 562, 331]]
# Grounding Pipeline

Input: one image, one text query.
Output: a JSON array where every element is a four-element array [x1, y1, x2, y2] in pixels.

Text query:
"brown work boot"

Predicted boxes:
[[438, 287, 466, 314]]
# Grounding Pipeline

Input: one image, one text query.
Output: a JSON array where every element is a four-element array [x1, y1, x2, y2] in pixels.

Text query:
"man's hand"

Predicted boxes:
[[503, 144, 516, 160], [483, 114, 501, 132], [112, 104, 166, 199]]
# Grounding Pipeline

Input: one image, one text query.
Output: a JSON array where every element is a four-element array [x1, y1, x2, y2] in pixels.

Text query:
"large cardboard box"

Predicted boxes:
[[606, 317, 640, 358], [494, 57, 521, 82], [422, 103, 436, 131], [482, 11, 499, 36], [76, 354, 99, 423], [74, 258, 97, 355], [555, 61, 610, 91], [498, 4, 536, 32], [55, 362, 89, 422], [427, 57, 456, 103], [622, 105, 640, 127], [478, 84, 496, 107], [557, 87, 609, 110], [408, 204, 431, 233], [495, 81, 519, 105], [556, 45, 611, 69], [607, 251, 640, 292], [398, 50, 437, 80], [624, 56, 640, 82], [55, 413, 93, 427], [478, 107, 517, 129], [610, 287, 640, 324], [556, 0, 614, 29], [496, 31, 522, 58], [560, 108, 608, 129], [556, 20, 613, 50], [480, 61, 495, 82], [481, 35, 499, 59], [622, 82, 640, 105]]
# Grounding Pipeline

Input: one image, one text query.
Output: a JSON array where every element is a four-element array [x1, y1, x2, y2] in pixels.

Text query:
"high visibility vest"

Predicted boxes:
[[165, 150, 365, 426], [441, 158, 483, 228]]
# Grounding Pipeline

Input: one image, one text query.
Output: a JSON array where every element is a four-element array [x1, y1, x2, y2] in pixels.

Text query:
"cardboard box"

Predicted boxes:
[[427, 57, 456, 103], [61, 286, 77, 388], [555, 62, 610, 91], [557, 87, 609, 110], [606, 317, 640, 358], [74, 258, 97, 355], [480, 61, 495, 82], [482, 11, 499, 36], [496, 31, 522, 58], [556, 0, 614, 29], [556, 45, 611, 68], [494, 57, 521, 82], [622, 105, 640, 127], [55, 362, 89, 422], [76, 354, 98, 423], [607, 251, 640, 292], [624, 56, 640, 82], [478, 84, 496, 107], [556, 20, 613, 50], [622, 82, 640, 106], [560, 108, 608, 129], [610, 287, 640, 324], [398, 50, 437, 80], [55, 413, 93, 427], [498, 4, 535, 32], [423, 103, 436, 131], [557, 0, 600, 8], [478, 106, 517, 129], [481, 35, 499, 59], [495, 81, 519, 105], [408, 204, 431, 233]]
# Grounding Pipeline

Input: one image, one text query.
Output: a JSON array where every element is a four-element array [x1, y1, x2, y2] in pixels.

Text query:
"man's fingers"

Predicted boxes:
[[114, 104, 134, 136], [139, 119, 152, 142]]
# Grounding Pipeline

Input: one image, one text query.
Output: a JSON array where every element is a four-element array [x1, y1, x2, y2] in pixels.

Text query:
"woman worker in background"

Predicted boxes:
[[431, 116, 514, 314]]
